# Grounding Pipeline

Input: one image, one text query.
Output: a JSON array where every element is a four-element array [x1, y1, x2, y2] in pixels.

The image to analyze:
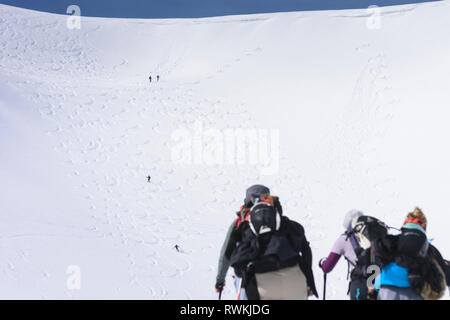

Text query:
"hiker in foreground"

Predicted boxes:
[[372, 207, 449, 300], [215, 184, 318, 300], [319, 210, 388, 300]]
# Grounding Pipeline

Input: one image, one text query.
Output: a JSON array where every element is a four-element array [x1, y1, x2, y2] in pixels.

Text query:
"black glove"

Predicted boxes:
[[215, 281, 225, 292], [367, 289, 378, 300], [319, 257, 327, 269]]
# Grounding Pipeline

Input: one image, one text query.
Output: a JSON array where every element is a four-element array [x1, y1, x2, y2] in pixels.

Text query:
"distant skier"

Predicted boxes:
[[157, 75, 160, 82], [174, 245, 180, 252], [147, 175, 151, 183], [149, 75, 152, 83]]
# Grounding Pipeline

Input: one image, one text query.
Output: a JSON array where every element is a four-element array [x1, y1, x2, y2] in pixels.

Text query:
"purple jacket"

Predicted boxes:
[[321, 234, 358, 274]]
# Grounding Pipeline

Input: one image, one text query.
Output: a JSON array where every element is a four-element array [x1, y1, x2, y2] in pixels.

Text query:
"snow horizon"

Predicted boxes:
[[0, 0, 442, 19]]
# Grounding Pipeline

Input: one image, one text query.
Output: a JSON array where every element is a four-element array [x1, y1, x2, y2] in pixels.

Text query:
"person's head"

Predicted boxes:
[[244, 184, 270, 208], [343, 209, 364, 231], [402, 207, 427, 232]]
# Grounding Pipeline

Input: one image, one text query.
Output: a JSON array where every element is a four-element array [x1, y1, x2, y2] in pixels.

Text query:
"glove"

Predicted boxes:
[[367, 288, 378, 300], [215, 281, 225, 292], [319, 257, 327, 268]]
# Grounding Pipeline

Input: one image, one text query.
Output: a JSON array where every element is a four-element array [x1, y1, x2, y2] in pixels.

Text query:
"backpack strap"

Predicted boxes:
[[343, 231, 360, 280], [235, 206, 250, 229]]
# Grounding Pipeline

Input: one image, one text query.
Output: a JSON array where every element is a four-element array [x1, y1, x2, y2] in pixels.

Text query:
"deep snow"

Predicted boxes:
[[0, 1, 449, 299]]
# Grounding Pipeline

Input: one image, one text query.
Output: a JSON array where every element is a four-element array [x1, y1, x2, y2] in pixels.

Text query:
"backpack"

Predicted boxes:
[[396, 227, 429, 258], [247, 200, 281, 237], [395, 228, 446, 300], [407, 251, 447, 300], [229, 198, 304, 278], [445, 260, 450, 286], [345, 216, 389, 299], [350, 215, 389, 250]]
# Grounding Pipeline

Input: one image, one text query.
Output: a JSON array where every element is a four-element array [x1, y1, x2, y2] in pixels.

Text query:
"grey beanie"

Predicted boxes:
[[244, 184, 270, 206], [343, 209, 364, 231]]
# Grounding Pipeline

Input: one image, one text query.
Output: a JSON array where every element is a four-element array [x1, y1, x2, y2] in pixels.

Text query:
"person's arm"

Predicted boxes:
[[284, 218, 318, 298], [321, 252, 342, 274], [300, 236, 318, 298], [320, 234, 354, 274], [215, 221, 237, 290]]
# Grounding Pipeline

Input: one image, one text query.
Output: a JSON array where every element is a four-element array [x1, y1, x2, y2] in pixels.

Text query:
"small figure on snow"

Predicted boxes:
[[149, 75, 152, 83], [147, 175, 151, 183], [157, 75, 160, 82], [174, 244, 180, 252]]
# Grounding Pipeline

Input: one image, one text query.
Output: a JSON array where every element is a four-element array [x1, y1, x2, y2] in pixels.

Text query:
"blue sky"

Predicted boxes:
[[0, 0, 440, 18]]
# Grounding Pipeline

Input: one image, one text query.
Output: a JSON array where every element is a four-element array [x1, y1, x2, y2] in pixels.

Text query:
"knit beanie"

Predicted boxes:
[[403, 207, 427, 233]]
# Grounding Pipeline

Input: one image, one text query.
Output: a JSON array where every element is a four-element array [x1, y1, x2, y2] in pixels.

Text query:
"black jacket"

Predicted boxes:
[[228, 216, 318, 298]]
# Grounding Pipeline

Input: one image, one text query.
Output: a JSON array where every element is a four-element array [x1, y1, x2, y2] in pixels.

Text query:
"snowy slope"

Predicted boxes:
[[1, 1, 450, 299]]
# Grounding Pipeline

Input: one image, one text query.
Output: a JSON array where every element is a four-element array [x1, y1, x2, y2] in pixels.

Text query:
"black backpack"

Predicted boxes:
[[395, 228, 446, 300], [345, 216, 389, 299], [406, 250, 447, 300], [229, 200, 304, 277], [396, 227, 429, 258], [349, 216, 389, 250], [247, 201, 281, 237], [346, 216, 389, 271]]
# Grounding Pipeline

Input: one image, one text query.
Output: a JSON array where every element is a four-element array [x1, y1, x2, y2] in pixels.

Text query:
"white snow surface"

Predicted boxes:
[[0, 2, 450, 299]]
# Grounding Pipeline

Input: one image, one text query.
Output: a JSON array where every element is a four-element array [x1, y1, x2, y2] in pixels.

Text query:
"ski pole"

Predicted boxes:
[[319, 257, 327, 300], [217, 283, 224, 300]]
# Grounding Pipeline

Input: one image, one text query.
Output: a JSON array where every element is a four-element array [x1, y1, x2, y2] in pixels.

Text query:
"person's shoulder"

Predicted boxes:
[[281, 216, 305, 233], [338, 232, 348, 238], [333, 233, 351, 246]]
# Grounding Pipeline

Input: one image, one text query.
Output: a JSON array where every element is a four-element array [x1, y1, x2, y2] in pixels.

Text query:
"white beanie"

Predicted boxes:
[[343, 209, 364, 231]]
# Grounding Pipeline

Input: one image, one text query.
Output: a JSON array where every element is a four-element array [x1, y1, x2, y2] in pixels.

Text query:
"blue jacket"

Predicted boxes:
[[375, 262, 410, 290]]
